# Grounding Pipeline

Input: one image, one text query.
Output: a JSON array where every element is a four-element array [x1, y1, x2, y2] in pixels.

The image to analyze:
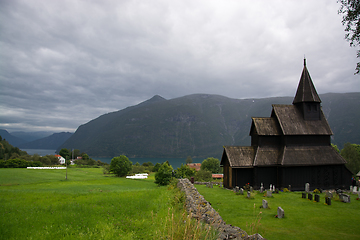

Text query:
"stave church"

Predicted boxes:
[[220, 60, 352, 191]]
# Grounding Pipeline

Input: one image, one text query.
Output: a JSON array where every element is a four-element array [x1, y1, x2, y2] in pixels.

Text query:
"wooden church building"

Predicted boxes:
[[220, 60, 352, 191]]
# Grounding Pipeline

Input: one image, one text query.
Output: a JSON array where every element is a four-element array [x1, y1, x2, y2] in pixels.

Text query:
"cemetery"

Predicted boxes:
[[194, 181, 360, 240]]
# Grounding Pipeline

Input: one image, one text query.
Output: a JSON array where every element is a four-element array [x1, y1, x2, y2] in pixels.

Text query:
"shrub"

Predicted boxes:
[[155, 162, 173, 186], [152, 163, 161, 172], [194, 169, 212, 182], [109, 155, 132, 177], [175, 164, 196, 179], [200, 157, 221, 173]]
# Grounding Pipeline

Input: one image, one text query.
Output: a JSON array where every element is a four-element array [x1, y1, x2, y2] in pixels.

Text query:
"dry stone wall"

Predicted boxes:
[[177, 179, 265, 240]]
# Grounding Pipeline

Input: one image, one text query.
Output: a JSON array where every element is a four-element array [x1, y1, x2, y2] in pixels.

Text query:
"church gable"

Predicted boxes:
[[272, 105, 333, 135], [221, 146, 255, 168]]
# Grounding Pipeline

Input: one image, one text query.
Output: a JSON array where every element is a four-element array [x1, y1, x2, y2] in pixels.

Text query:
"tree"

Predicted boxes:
[[341, 143, 360, 174], [338, 0, 360, 74], [110, 155, 132, 177], [201, 157, 221, 173], [175, 164, 196, 179], [59, 148, 71, 165], [153, 163, 161, 172], [185, 156, 193, 164], [155, 162, 173, 186], [332, 143, 340, 153], [194, 169, 212, 182]]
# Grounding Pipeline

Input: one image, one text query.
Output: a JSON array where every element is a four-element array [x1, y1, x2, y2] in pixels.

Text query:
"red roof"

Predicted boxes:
[[212, 174, 224, 179], [187, 163, 201, 171]]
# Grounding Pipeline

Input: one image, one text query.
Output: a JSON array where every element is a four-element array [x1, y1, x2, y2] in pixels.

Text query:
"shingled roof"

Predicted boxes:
[[271, 105, 333, 135], [250, 117, 281, 136], [221, 146, 255, 168], [293, 59, 321, 104]]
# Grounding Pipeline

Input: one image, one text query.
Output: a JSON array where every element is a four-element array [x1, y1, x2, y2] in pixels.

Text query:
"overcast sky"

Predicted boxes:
[[0, 0, 359, 133]]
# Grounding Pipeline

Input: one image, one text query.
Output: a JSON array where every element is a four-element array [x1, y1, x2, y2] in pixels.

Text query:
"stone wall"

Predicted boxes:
[[177, 178, 265, 240]]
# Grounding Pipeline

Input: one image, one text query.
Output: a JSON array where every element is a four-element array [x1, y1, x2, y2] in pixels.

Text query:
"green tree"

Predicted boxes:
[[155, 162, 173, 186], [341, 143, 360, 174], [332, 143, 340, 153], [59, 148, 71, 160], [176, 164, 196, 179], [110, 155, 132, 177], [338, 0, 360, 74], [194, 169, 212, 182], [153, 163, 161, 172], [185, 156, 193, 164], [201, 157, 221, 173]]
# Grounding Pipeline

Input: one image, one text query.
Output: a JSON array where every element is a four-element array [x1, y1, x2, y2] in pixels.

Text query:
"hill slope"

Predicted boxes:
[[58, 93, 360, 158], [0, 129, 27, 147], [19, 132, 73, 149]]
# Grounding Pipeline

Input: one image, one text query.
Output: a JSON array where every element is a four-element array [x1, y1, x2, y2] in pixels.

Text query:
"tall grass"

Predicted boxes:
[[0, 169, 217, 240]]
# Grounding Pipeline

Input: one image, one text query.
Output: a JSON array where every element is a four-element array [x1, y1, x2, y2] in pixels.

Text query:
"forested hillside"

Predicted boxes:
[[58, 92, 360, 158]]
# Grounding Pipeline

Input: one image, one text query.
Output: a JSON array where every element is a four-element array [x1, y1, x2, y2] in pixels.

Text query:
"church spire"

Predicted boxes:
[[293, 59, 321, 104]]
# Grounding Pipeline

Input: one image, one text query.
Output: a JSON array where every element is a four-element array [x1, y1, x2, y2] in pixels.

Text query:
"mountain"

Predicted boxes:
[[58, 92, 360, 159], [0, 129, 27, 146], [19, 132, 73, 150], [10, 131, 54, 142]]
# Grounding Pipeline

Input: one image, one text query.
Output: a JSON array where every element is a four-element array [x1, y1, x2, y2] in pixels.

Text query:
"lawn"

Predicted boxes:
[[0, 168, 215, 240], [196, 184, 360, 240]]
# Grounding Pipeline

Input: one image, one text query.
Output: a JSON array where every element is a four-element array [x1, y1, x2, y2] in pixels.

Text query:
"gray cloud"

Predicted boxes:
[[0, 0, 359, 133]]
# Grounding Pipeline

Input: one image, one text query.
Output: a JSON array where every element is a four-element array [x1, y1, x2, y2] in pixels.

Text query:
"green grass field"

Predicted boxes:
[[196, 184, 360, 240], [0, 168, 216, 240]]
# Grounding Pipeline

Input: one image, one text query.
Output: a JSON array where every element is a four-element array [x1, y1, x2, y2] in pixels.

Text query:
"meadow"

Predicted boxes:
[[0, 168, 216, 240], [196, 184, 360, 240]]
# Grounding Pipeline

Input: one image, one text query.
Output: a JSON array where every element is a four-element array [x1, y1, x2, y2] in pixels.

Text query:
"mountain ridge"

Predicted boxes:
[[58, 92, 360, 158]]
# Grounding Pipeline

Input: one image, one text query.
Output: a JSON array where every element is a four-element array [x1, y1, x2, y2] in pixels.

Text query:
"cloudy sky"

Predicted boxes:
[[0, 0, 359, 133]]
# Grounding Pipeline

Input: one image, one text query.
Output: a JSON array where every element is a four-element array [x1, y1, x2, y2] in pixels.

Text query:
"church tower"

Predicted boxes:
[[292, 59, 322, 120]]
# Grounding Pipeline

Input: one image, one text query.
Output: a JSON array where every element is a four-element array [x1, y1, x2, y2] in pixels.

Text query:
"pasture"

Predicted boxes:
[[0, 168, 215, 240], [196, 184, 360, 240]]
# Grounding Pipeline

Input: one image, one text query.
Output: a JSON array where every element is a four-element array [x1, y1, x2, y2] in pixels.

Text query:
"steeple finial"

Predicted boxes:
[[304, 56, 306, 66]]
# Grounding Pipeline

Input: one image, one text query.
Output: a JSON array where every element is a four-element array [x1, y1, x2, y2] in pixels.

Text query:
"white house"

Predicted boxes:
[[55, 155, 66, 165]]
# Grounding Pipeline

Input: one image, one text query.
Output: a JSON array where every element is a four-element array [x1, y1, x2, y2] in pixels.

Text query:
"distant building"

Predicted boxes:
[[221, 60, 352, 191], [55, 154, 65, 165], [187, 163, 201, 171]]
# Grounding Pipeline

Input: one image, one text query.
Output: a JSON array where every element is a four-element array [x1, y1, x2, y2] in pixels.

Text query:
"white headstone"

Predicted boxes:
[[262, 199, 268, 209], [277, 207, 284, 218], [273, 185, 276, 192], [240, 188, 244, 195], [235, 186, 239, 193], [350, 186, 353, 193], [305, 183, 310, 192], [353, 186, 357, 193], [270, 184, 272, 191], [247, 191, 251, 198], [250, 186, 254, 192]]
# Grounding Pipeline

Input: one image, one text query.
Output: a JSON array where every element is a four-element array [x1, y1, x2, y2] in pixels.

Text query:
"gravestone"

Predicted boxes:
[[326, 191, 333, 199], [315, 194, 320, 202], [247, 191, 251, 198], [250, 186, 254, 192], [350, 186, 353, 193], [270, 184, 272, 191], [302, 192, 306, 198], [219, 182, 223, 188], [209, 182, 213, 188], [353, 186, 357, 193], [235, 186, 239, 193], [358, 192, 360, 198], [277, 207, 284, 218], [262, 199, 268, 209], [288, 185, 291, 192], [308, 193, 313, 201], [305, 183, 310, 192], [325, 196, 332, 205], [273, 185, 276, 192], [260, 186, 264, 193], [343, 194, 351, 203], [240, 188, 244, 195], [267, 191, 272, 197]]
